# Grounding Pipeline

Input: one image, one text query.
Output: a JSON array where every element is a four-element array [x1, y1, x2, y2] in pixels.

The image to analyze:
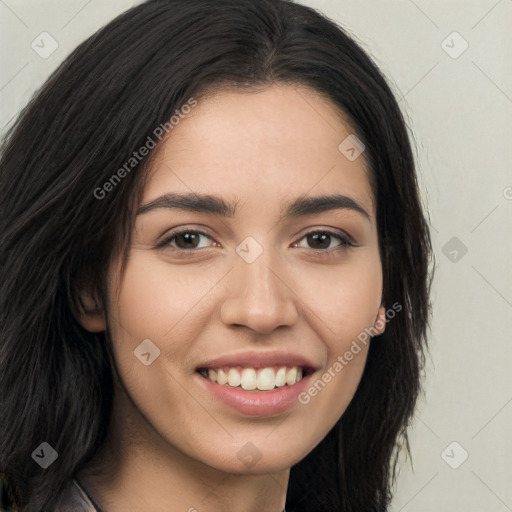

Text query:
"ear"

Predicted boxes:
[[73, 288, 107, 333], [372, 304, 387, 336]]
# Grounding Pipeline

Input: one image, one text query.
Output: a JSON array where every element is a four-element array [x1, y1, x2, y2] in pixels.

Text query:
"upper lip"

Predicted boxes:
[[196, 350, 320, 373]]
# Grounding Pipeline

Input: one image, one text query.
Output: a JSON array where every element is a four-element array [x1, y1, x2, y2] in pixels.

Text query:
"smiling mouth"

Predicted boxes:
[[196, 365, 314, 392]]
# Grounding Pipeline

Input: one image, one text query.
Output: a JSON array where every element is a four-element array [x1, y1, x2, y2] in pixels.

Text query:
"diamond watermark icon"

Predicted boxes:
[[441, 441, 469, 469], [31, 442, 58, 469], [442, 236, 468, 263], [441, 31, 469, 59], [31, 32, 59, 59], [134, 338, 161, 366], [236, 236, 263, 264], [237, 442, 262, 468], [338, 134, 365, 161]]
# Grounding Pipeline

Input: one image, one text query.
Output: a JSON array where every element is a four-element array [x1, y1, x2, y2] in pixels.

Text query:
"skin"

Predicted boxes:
[[77, 83, 386, 512]]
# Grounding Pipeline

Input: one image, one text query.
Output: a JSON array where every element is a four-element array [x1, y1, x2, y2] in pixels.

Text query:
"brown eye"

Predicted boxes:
[[307, 233, 335, 250], [174, 232, 202, 249], [157, 230, 214, 251], [295, 230, 354, 251]]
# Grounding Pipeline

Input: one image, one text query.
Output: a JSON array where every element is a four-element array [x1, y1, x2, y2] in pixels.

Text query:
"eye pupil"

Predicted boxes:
[[176, 232, 200, 249], [308, 233, 330, 249]]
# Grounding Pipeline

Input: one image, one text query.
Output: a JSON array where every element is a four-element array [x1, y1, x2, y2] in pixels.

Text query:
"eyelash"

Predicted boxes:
[[156, 228, 357, 256]]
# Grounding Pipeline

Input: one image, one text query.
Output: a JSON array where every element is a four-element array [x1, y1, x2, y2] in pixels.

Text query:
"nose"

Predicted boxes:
[[220, 246, 299, 335]]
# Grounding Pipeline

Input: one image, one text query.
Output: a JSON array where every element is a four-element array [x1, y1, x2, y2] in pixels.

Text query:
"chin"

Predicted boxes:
[[193, 437, 315, 476]]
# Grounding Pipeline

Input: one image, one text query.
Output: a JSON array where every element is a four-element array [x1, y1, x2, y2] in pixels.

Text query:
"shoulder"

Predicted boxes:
[[51, 479, 97, 512]]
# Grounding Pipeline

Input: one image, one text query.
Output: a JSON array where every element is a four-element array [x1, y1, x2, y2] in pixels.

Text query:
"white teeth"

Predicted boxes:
[[202, 366, 305, 391], [257, 368, 275, 390], [275, 367, 286, 387], [286, 367, 297, 386], [241, 368, 257, 390], [227, 368, 241, 387], [217, 368, 228, 385]]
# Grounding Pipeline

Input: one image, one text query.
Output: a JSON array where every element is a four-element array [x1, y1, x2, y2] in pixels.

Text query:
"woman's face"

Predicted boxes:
[[104, 84, 385, 474]]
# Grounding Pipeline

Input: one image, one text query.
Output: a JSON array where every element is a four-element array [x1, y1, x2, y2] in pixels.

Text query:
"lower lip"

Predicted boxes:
[[197, 372, 312, 416]]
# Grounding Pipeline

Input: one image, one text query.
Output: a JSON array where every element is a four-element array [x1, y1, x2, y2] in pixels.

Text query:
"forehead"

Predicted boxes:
[[143, 84, 374, 218]]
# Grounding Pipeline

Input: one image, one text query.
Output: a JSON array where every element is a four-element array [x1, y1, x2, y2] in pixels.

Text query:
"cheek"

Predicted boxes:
[[105, 256, 214, 446], [109, 252, 223, 342], [104, 254, 204, 397], [292, 252, 383, 344], [290, 252, 381, 420]]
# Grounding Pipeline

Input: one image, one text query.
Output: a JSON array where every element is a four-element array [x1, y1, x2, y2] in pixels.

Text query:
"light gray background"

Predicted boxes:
[[1, 1, 511, 510]]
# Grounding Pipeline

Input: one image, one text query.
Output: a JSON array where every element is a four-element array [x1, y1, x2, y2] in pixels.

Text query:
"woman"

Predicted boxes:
[[0, 0, 433, 510]]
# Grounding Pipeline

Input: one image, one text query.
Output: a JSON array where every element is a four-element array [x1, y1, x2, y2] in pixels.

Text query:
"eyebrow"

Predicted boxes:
[[136, 192, 371, 221]]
